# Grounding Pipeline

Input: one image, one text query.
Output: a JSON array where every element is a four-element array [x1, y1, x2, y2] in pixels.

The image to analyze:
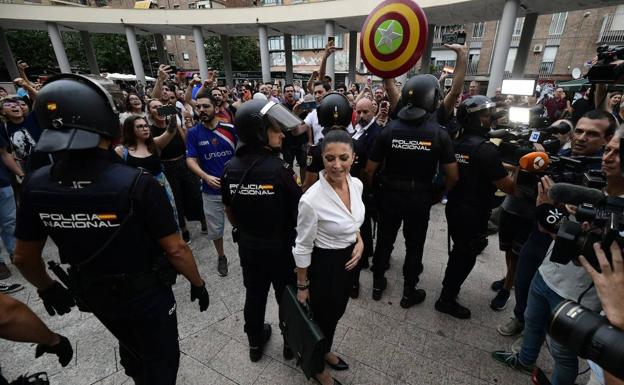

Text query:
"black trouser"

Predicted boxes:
[[90, 286, 180, 385], [308, 245, 355, 358], [282, 143, 306, 173], [352, 204, 374, 286], [162, 157, 205, 226], [372, 189, 432, 287], [239, 243, 296, 337], [440, 201, 491, 300]]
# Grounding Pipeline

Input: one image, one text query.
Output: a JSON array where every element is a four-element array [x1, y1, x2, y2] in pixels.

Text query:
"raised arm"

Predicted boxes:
[[442, 43, 469, 119]]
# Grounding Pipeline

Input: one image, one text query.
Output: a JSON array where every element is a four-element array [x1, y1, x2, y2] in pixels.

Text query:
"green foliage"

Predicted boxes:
[[2, 29, 159, 75], [204, 36, 260, 71]]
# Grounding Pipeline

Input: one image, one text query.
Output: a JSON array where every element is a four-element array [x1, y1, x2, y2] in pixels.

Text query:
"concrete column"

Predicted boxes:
[[80, 31, 100, 75], [284, 33, 293, 84], [193, 26, 208, 80], [124, 25, 146, 84], [512, 12, 538, 78], [324, 20, 335, 83], [154, 33, 168, 66], [348, 31, 357, 85], [487, 0, 519, 96], [47, 22, 71, 73], [0, 27, 19, 80], [419, 24, 435, 74], [258, 25, 271, 83], [221, 35, 233, 87]]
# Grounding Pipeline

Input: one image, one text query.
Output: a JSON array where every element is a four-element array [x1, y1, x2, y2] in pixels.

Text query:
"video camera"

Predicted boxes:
[[586, 45, 624, 83], [489, 125, 562, 165], [550, 189, 623, 270], [549, 300, 624, 381]]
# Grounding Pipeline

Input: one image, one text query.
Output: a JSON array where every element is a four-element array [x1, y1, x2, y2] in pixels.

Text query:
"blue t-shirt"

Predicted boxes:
[[186, 122, 237, 195]]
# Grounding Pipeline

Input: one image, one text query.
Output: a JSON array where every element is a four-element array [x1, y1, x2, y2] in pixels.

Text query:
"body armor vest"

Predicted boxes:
[[448, 134, 496, 208]]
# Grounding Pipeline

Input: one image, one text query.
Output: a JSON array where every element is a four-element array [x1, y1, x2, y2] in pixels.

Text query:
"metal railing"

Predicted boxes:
[[538, 61, 555, 78], [598, 13, 624, 44], [467, 61, 479, 75]]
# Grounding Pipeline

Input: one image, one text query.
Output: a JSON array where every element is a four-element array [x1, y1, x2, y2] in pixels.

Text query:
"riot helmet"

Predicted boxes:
[[456, 95, 497, 136], [317, 92, 353, 129], [235, 99, 302, 147], [397, 74, 441, 121], [34, 74, 124, 152]]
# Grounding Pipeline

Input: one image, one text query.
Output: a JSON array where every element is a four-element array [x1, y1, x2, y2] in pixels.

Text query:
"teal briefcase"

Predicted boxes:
[[279, 285, 328, 379]]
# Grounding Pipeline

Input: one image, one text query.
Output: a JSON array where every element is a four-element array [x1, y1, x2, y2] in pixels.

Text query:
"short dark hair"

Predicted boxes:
[[163, 81, 177, 93], [210, 87, 223, 95], [195, 91, 217, 106], [321, 129, 353, 153], [581, 109, 618, 138], [323, 75, 332, 84], [336, 82, 346, 91], [313, 81, 331, 92], [283, 83, 294, 92]]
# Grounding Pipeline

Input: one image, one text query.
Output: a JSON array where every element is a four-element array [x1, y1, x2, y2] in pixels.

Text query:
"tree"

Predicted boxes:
[[204, 36, 261, 71]]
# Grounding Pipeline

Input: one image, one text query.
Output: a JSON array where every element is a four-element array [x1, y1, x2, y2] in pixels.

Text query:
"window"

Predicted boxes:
[[472, 22, 485, 38], [505, 48, 517, 73], [168, 53, 175, 65], [180, 35, 185, 40], [540, 46, 557, 74], [513, 17, 524, 36], [612, 5, 624, 30], [182, 52, 190, 61], [434, 24, 464, 41], [549, 12, 567, 35], [268, 34, 344, 51], [468, 49, 480, 74], [261, 0, 282, 5], [166, 35, 172, 40], [432, 50, 456, 70]]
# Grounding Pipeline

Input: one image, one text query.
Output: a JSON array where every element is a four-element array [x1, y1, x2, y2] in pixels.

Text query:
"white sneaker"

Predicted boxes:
[[0, 282, 24, 294], [497, 317, 524, 336]]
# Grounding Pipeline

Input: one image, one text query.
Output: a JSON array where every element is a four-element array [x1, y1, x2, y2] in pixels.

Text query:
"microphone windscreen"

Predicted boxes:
[[519, 152, 550, 172], [535, 203, 567, 234], [548, 183, 605, 205]]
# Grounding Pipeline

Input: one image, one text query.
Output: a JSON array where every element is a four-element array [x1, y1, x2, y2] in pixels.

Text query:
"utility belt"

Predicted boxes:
[[380, 176, 434, 193], [49, 259, 176, 311]]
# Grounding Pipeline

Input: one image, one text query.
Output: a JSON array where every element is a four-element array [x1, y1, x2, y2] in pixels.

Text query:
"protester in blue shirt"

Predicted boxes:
[[186, 92, 237, 277]]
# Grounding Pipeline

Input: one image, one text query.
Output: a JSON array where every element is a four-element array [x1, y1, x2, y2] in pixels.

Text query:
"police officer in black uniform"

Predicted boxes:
[[13, 74, 209, 385], [221, 99, 303, 362], [365, 74, 459, 308], [435, 95, 515, 319]]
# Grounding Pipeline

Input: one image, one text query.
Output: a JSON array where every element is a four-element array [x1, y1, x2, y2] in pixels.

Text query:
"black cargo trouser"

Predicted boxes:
[[239, 244, 296, 337], [440, 200, 491, 300], [92, 286, 180, 385], [372, 189, 433, 288]]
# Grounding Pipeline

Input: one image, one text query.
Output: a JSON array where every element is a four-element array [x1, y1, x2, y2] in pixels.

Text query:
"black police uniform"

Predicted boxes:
[[15, 149, 181, 385], [440, 134, 507, 301], [369, 117, 455, 291], [221, 146, 301, 347], [281, 101, 308, 173]]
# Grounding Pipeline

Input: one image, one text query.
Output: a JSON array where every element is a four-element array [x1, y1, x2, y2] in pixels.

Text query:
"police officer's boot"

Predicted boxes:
[[399, 285, 426, 309], [372, 276, 387, 301], [248, 323, 272, 362], [434, 289, 471, 319]]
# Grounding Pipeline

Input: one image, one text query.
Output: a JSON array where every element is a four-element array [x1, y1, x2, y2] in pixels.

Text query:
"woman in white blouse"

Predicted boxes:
[[293, 130, 365, 385]]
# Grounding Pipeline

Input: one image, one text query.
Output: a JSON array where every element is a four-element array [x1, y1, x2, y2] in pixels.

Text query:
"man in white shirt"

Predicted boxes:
[[299, 81, 353, 145]]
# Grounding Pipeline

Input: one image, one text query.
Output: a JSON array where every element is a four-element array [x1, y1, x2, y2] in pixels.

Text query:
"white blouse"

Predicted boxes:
[[292, 171, 365, 268]]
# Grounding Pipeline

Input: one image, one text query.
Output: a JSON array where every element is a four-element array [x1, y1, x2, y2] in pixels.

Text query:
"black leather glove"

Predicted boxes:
[[38, 281, 75, 316], [35, 334, 73, 367], [190, 283, 209, 312]]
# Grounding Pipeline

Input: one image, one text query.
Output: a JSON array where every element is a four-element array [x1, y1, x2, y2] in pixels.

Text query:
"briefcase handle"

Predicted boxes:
[[301, 300, 314, 320]]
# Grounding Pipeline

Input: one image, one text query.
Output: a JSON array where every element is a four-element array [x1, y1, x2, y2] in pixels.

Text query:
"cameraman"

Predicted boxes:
[[494, 111, 615, 318], [491, 120, 619, 385], [580, 129, 624, 385]]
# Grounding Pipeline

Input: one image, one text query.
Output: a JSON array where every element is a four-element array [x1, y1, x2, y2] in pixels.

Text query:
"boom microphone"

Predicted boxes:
[[519, 152, 550, 172], [548, 183, 605, 205]]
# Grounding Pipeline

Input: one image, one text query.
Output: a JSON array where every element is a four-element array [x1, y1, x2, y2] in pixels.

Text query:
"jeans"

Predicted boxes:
[[513, 227, 552, 323], [0, 186, 16, 262], [519, 272, 579, 385]]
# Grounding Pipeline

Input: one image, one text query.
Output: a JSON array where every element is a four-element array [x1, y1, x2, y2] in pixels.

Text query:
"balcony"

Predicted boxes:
[[538, 61, 555, 78], [598, 13, 624, 44], [467, 60, 479, 76]]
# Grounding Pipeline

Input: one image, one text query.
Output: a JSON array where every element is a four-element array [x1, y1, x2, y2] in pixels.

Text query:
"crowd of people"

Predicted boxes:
[[0, 39, 623, 385]]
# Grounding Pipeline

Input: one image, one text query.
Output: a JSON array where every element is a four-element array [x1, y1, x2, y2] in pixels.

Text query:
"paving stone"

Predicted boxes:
[[208, 338, 270, 385]]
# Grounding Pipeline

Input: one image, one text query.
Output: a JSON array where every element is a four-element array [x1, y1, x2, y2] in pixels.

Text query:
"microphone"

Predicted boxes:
[[535, 203, 567, 234], [541, 121, 572, 135], [519, 152, 550, 172], [548, 183, 605, 205]]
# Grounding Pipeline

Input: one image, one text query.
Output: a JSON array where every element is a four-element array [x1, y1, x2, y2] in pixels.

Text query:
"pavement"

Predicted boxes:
[[0, 203, 587, 385]]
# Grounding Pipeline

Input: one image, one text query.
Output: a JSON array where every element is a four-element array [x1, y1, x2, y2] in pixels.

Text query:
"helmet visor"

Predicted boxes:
[[260, 101, 302, 132]]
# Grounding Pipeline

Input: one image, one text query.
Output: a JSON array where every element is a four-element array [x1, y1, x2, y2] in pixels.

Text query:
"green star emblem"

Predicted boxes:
[[375, 20, 403, 54]]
